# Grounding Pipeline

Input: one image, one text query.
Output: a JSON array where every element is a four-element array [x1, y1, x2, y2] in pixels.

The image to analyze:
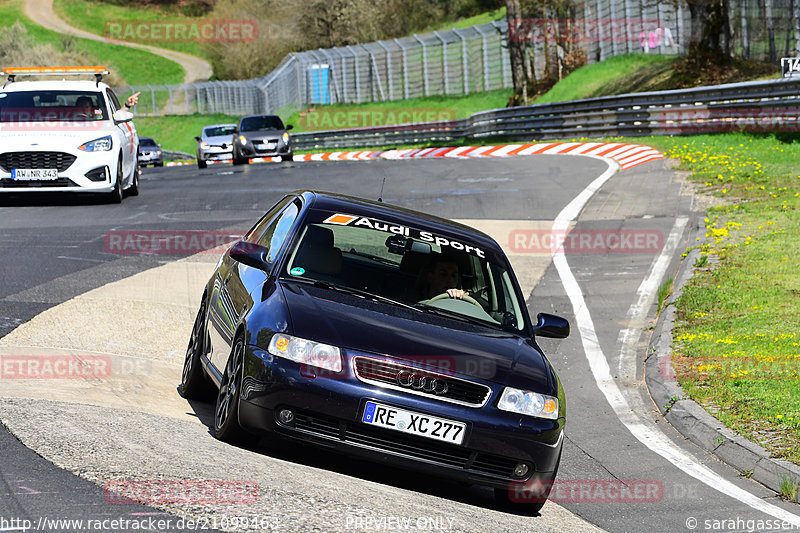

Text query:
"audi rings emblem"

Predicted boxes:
[[396, 370, 449, 395]]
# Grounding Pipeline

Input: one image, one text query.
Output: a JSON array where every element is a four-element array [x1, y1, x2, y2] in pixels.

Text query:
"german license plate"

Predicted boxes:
[[256, 143, 275, 150], [362, 401, 466, 445], [12, 169, 58, 180]]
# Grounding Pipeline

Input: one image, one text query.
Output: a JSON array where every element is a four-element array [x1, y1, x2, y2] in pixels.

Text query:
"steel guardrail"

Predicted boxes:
[[291, 77, 800, 151]]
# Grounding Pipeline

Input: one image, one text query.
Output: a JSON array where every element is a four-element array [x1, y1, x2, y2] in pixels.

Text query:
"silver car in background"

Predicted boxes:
[[195, 123, 237, 168]]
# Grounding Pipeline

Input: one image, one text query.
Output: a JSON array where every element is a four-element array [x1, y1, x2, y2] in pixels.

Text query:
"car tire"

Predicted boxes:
[[107, 155, 124, 204], [232, 148, 244, 165], [180, 300, 214, 400], [155, 161, 164, 167], [197, 158, 207, 169], [127, 157, 139, 196], [281, 153, 293, 162], [214, 334, 247, 442]]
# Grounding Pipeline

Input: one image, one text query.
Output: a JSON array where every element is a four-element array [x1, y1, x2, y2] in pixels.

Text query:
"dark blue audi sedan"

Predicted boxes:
[[181, 190, 569, 512]]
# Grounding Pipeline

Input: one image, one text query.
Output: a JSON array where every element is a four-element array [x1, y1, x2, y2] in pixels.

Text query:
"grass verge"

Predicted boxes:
[[639, 132, 800, 466], [536, 54, 675, 104], [286, 88, 511, 133], [0, 0, 183, 85], [54, 0, 210, 63]]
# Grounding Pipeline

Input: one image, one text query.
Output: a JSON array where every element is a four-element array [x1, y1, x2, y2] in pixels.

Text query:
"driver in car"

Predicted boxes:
[[423, 254, 468, 302], [75, 96, 96, 119]]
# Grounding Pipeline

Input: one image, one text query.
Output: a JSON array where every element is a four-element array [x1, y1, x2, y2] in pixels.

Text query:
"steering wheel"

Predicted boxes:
[[427, 292, 484, 310]]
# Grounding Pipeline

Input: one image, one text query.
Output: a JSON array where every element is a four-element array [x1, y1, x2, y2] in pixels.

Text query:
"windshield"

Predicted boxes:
[[240, 116, 284, 132], [204, 125, 237, 137], [140, 138, 158, 147], [0, 90, 108, 121], [282, 210, 527, 332]]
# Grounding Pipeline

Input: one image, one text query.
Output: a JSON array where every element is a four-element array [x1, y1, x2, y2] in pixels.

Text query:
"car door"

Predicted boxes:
[[206, 197, 301, 374], [106, 88, 136, 182]]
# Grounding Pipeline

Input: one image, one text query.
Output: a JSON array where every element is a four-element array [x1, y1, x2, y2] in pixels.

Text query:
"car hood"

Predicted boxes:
[[279, 281, 553, 389], [0, 128, 115, 149], [203, 135, 233, 145]]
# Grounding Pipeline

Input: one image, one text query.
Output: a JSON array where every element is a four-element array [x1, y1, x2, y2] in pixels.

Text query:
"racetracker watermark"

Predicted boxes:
[[104, 230, 242, 255], [656, 107, 800, 134], [507, 17, 662, 43], [297, 108, 456, 131], [508, 478, 663, 503], [509, 228, 663, 254], [103, 480, 259, 505], [105, 19, 258, 43], [0, 109, 105, 132], [0, 355, 111, 379]]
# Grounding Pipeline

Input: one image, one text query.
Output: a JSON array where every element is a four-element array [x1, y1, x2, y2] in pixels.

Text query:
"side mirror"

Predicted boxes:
[[532, 313, 570, 339], [158, 143, 162, 147], [286, 124, 294, 130], [113, 110, 133, 122], [229, 241, 270, 271], [194, 136, 201, 142]]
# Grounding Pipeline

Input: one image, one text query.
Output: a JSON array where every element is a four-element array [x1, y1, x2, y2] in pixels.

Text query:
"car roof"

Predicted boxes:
[[2, 79, 110, 92], [297, 190, 504, 255], [139, 137, 156, 142]]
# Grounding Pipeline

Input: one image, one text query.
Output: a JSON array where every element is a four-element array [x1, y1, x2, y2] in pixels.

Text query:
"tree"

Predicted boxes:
[[684, 0, 732, 65], [505, 0, 585, 105]]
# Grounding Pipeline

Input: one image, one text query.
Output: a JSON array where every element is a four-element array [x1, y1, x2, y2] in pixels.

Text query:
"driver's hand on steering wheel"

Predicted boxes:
[[446, 288, 468, 299]]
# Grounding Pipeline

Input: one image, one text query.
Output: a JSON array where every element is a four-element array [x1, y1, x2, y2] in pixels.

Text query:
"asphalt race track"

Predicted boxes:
[[1, 155, 799, 532]]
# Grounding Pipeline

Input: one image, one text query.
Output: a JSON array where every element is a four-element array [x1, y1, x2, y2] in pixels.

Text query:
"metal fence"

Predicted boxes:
[[116, 0, 799, 118]]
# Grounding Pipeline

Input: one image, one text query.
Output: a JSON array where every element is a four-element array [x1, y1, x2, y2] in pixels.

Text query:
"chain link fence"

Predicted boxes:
[[116, 0, 795, 118]]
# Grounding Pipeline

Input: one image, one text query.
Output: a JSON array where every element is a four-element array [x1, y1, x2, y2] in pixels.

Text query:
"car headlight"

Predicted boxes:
[[239, 135, 247, 145], [201, 142, 209, 149], [268, 333, 342, 373], [497, 387, 559, 420], [78, 135, 113, 152], [281, 132, 289, 144]]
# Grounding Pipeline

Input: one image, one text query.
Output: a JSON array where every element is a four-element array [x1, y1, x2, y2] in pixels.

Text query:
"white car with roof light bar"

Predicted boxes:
[[0, 66, 139, 203]]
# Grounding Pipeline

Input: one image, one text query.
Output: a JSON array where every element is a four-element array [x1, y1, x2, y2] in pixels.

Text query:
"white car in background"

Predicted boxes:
[[195, 123, 237, 168], [0, 66, 139, 203]]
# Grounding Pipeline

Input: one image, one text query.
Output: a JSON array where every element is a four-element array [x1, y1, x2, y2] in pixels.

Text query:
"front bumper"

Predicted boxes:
[[0, 149, 118, 193], [139, 151, 162, 165], [198, 146, 232, 161], [237, 345, 563, 489], [237, 138, 292, 157]]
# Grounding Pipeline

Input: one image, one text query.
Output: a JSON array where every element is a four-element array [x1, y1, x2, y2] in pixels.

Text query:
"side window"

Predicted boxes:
[[106, 89, 121, 113], [244, 196, 294, 244], [263, 202, 299, 263]]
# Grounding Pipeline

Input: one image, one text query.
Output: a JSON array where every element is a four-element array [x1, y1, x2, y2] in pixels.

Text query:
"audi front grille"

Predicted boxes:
[[0, 152, 77, 173], [353, 356, 492, 407]]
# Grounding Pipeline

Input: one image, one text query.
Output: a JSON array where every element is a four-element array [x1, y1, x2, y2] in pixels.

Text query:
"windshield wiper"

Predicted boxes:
[[415, 303, 505, 330], [291, 277, 421, 313]]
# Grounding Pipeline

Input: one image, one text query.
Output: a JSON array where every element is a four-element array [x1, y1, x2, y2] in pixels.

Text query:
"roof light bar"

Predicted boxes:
[[2, 66, 109, 84]]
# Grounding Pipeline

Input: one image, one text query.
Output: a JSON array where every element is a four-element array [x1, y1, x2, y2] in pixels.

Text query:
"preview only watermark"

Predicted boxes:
[[103, 480, 259, 505], [105, 19, 258, 43], [509, 228, 664, 254]]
